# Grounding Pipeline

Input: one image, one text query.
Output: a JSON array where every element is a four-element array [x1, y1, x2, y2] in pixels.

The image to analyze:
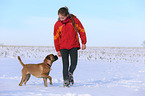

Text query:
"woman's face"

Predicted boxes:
[[59, 14, 68, 21]]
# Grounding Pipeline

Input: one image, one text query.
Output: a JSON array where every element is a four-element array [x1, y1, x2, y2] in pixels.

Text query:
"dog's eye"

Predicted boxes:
[[46, 56, 51, 60]]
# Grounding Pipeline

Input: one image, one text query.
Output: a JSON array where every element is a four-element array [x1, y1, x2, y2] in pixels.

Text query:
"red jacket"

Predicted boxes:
[[54, 15, 87, 51]]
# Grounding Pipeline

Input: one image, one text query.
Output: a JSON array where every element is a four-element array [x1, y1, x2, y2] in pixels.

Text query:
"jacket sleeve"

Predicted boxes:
[[75, 17, 87, 44], [54, 22, 60, 52]]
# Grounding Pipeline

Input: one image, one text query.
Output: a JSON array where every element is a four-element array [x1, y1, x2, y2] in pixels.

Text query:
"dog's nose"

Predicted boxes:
[[54, 55, 58, 60]]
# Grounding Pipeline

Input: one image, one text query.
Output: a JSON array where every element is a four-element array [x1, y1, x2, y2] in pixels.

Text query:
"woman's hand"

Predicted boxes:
[[57, 51, 61, 57], [82, 44, 86, 50]]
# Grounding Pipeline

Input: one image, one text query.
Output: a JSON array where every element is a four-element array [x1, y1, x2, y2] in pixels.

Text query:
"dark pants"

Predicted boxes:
[[60, 48, 78, 80]]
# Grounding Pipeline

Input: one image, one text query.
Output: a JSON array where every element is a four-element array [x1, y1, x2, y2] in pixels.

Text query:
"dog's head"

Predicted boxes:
[[44, 54, 58, 64]]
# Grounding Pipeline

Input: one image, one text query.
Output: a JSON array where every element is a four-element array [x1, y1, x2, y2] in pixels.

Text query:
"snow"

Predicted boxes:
[[0, 45, 145, 96]]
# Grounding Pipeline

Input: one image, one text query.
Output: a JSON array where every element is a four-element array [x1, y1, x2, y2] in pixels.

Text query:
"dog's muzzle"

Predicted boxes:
[[54, 55, 58, 61]]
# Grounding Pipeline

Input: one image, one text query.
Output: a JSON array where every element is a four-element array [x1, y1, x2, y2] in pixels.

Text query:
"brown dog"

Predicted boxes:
[[18, 54, 58, 87]]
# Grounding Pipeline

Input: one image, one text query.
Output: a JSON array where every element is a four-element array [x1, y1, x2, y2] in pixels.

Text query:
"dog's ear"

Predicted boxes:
[[45, 55, 51, 60]]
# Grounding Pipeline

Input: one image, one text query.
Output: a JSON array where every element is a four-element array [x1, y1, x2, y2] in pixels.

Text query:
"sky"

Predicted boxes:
[[0, 0, 145, 47]]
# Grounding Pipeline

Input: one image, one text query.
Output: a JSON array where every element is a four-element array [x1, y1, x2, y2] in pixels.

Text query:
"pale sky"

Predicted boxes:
[[0, 0, 145, 47]]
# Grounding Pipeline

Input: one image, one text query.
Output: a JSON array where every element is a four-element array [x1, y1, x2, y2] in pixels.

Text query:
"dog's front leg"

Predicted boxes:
[[43, 77, 48, 87], [41, 74, 52, 85]]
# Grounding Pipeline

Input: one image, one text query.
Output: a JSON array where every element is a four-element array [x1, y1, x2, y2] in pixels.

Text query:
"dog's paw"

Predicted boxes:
[[50, 82, 52, 85]]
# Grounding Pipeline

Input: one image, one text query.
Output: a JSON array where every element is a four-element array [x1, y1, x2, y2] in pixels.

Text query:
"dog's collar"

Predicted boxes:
[[43, 62, 51, 68], [47, 63, 51, 68]]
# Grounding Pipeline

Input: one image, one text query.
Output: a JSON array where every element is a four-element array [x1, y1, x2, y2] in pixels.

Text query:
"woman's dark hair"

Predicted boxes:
[[58, 7, 78, 32], [58, 7, 69, 16]]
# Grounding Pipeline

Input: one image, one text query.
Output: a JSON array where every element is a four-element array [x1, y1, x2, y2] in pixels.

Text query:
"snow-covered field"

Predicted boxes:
[[0, 45, 145, 96]]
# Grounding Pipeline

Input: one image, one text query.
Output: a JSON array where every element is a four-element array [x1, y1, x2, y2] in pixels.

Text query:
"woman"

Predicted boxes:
[[54, 7, 87, 87]]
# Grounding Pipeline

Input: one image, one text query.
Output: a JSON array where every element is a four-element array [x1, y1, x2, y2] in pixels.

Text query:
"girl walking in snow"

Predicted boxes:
[[54, 7, 87, 87]]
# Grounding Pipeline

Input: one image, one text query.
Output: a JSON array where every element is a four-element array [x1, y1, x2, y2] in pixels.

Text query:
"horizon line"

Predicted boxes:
[[0, 44, 144, 48]]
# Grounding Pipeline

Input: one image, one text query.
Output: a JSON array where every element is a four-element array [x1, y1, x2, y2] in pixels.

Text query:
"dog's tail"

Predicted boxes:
[[18, 56, 25, 67]]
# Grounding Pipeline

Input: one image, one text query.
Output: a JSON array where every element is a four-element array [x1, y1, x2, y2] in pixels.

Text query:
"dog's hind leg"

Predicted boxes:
[[43, 77, 47, 87], [19, 69, 27, 86], [24, 74, 31, 85]]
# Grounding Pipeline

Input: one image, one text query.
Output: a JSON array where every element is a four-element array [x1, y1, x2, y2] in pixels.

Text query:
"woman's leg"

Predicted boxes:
[[60, 49, 69, 80], [69, 48, 78, 74]]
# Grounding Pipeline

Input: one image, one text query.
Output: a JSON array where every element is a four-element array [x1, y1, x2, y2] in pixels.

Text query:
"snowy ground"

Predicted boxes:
[[0, 45, 145, 96]]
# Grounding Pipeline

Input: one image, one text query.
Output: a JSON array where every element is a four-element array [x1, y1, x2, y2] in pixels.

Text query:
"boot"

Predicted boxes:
[[69, 72, 74, 86], [63, 79, 70, 87]]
